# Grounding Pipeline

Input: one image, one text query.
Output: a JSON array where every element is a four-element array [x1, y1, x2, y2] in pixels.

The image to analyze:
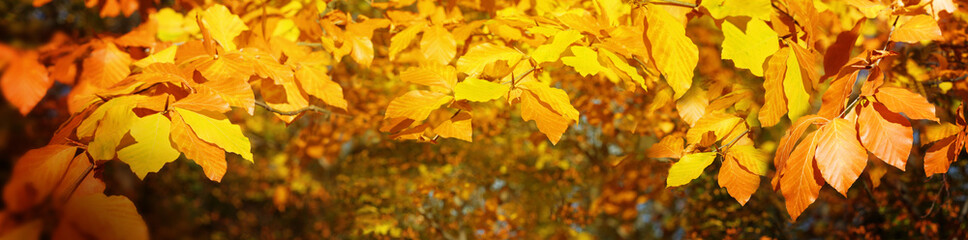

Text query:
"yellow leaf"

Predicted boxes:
[[646, 7, 698, 99], [685, 112, 743, 144], [727, 145, 769, 176], [295, 66, 347, 110], [400, 64, 457, 91], [561, 46, 605, 77], [202, 4, 248, 51], [891, 15, 944, 43], [176, 108, 253, 162], [667, 152, 717, 187], [170, 111, 227, 182], [454, 77, 509, 102], [133, 45, 177, 69], [522, 81, 579, 122], [420, 24, 457, 65], [531, 30, 582, 63], [389, 22, 427, 61], [520, 91, 570, 145], [595, 0, 630, 26], [84, 96, 143, 161], [118, 114, 180, 179], [701, 0, 771, 20], [675, 85, 708, 126], [433, 111, 472, 142], [271, 19, 300, 42], [456, 43, 522, 76], [385, 90, 453, 121], [784, 51, 810, 121], [845, 0, 887, 18], [154, 8, 187, 41], [600, 48, 646, 90], [721, 19, 778, 77]]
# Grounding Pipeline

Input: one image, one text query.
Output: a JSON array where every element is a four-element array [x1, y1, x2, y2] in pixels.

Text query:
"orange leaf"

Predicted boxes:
[[780, 132, 824, 220], [647, 134, 684, 159], [81, 42, 132, 89], [891, 15, 943, 43], [400, 64, 457, 91], [759, 48, 789, 127], [815, 118, 868, 196], [53, 194, 148, 240], [420, 24, 457, 65], [2, 145, 77, 212], [1, 52, 52, 115], [718, 154, 760, 206], [874, 87, 939, 122], [295, 66, 348, 110], [171, 111, 227, 182], [924, 133, 964, 177], [433, 111, 472, 142], [857, 102, 912, 170], [520, 91, 570, 145], [774, 115, 827, 178]]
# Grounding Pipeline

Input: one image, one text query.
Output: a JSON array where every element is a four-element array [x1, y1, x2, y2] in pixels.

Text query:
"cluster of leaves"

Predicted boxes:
[[0, 0, 967, 238]]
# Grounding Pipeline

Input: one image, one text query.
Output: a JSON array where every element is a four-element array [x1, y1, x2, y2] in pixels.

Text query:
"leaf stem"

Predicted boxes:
[[837, 14, 900, 119]]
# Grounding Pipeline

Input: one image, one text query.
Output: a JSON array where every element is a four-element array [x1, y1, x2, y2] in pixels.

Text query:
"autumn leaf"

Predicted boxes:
[[201, 4, 248, 51], [561, 46, 606, 77], [83, 96, 141, 161], [874, 87, 939, 122], [519, 91, 570, 145], [420, 24, 457, 65], [647, 134, 684, 159], [522, 81, 579, 122], [82, 42, 132, 89], [386, 90, 453, 121], [117, 113, 180, 179], [388, 22, 427, 61], [891, 15, 944, 43], [780, 132, 824, 220], [176, 108, 253, 162], [170, 110, 227, 182], [814, 118, 868, 196], [720, 19, 778, 76], [759, 49, 790, 127], [701, 0, 771, 20], [532, 30, 583, 64], [857, 102, 912, 170], [719, 154, 760, 206], [676, 86, 708, 126], [400, 64, 457, 91], [454, 77, 509, 102], [2, 145, 77, 212], [1, 52, 51, 116], [645, 6, 698, 99], [685, 112, 743, 144], [456, 43, 523, 76], [295, 66, 348, 110], [667, 152, 717, 187], [784, 49, 811, 122], [433, 111, 472, 142], [727, 145, 769, 176], [53, 194, 148, 240]]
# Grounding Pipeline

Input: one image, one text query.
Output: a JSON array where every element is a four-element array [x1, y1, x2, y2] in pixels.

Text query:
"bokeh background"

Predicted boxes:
[[2, 0, 968, 239]]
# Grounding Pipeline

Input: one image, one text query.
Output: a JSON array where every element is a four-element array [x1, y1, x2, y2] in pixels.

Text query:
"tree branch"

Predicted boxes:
[[254, 100, 338, 116]]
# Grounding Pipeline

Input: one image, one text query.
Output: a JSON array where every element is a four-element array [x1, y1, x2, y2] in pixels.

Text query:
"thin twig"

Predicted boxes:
[[649, 0, 697, 8], [838, 15, 901, 119], [718, 128, 751, 152], [255, 100, 336, 116]]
